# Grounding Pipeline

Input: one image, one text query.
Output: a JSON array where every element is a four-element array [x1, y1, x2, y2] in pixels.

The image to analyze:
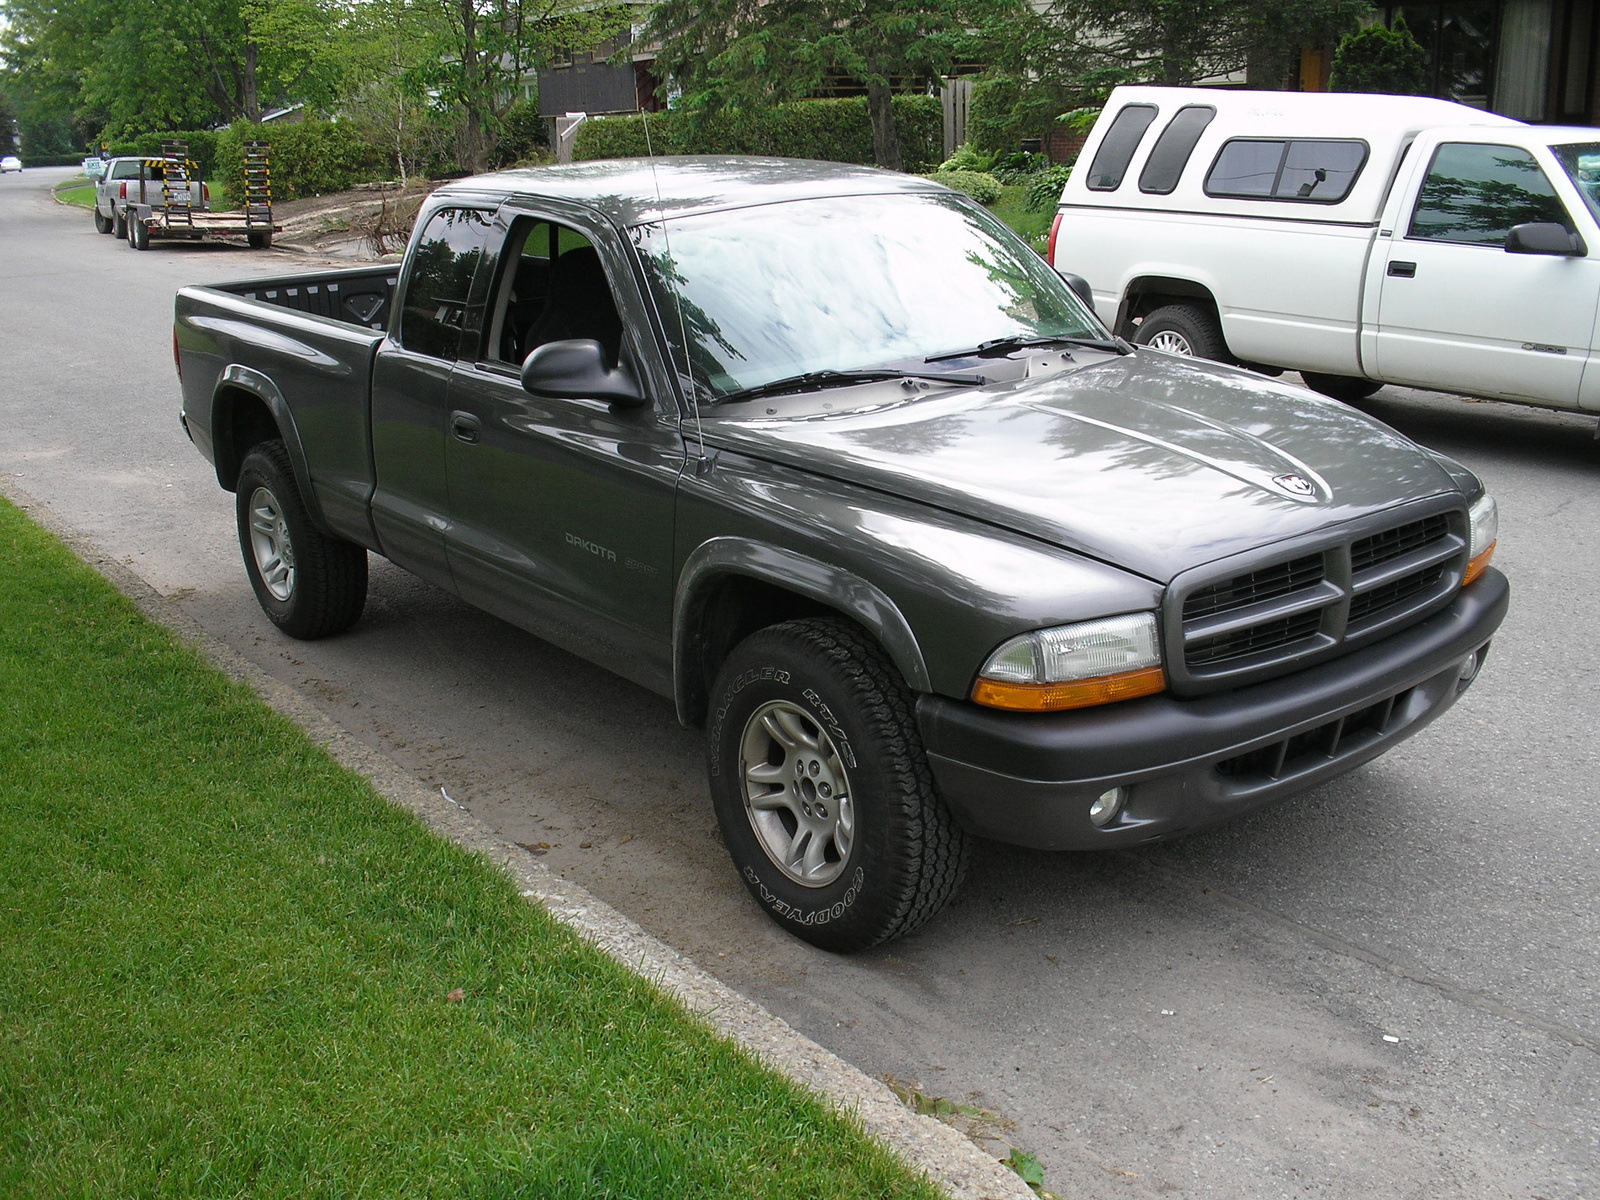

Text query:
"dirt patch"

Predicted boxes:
[[272, 181, 441, 260]]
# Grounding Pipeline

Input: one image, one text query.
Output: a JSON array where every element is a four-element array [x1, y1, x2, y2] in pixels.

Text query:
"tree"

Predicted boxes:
[[1029, 0, 1370, 90], [1329, 15, 1429, 95], [646, 0, 1025, 171]]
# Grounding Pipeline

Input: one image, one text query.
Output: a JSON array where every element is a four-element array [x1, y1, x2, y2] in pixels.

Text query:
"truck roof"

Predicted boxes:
[[431, 155, 949, 227]]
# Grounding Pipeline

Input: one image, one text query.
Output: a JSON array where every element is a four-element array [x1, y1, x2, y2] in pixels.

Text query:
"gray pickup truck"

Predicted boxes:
[[175, 158, 1508, 951]]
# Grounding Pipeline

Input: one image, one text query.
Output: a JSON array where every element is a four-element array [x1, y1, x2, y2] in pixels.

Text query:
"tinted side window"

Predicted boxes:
[[1139, 105, 1216, 194], [1206, 139, 1368, 202], [400, 208, 493, 360], [1408, 143, 1570, 245], [1086, 104, 1159, 192]]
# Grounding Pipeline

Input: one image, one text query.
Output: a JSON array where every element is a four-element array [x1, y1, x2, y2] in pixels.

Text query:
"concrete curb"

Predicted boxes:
[[2, 479, 1036, 1200]]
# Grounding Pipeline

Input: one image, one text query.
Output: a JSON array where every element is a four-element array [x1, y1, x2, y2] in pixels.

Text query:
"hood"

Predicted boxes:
[[702, 351, 1461, 583]]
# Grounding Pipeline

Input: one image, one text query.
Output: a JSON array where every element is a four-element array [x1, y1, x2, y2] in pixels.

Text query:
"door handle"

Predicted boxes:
[[450, 410, 483, 444], [1387, 260, 1417, 278]]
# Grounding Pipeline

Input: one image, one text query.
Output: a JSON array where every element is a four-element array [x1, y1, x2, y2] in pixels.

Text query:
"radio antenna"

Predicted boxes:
[[640, 110, 704, 453]]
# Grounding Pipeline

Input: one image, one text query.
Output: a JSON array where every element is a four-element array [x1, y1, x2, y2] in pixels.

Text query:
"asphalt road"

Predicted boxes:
[[3, 166, 1596, 1200]]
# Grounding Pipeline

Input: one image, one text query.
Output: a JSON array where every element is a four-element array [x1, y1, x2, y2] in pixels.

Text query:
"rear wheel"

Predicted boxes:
[[112, 206, 126, 238], [129, 217, 150, 250], [93, 207, 112, 234], [1132, 304, 1229, 361], [247, 229, 273, 249], [1300, 371, 1383, 404], [235, 440, 368, 639], [706, 618, 970, 952]]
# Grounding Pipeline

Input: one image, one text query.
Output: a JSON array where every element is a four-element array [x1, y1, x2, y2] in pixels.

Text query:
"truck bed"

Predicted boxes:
[[215, 265, 401, 332]]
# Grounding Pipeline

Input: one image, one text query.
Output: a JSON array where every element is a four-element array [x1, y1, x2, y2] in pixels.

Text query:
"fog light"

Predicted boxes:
[[1089, 787, 1127, 827], [1458, 650, 1481, 684]]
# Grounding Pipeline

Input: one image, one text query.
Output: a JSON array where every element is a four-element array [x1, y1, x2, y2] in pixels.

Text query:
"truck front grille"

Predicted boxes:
[[1166, 504, 1467, 694]]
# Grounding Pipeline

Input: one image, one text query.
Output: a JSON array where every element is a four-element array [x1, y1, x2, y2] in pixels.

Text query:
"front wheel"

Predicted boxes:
[[1132, 303, 1229, 361], [706, 618, 970, 952], [235, 440, 368, 639], [1300, 371, 1383, 404]]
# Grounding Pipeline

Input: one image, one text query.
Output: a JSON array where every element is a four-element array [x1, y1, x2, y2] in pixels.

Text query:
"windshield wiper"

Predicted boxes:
[[710, 368, 986, 406], [925, 333, 1131, 362]]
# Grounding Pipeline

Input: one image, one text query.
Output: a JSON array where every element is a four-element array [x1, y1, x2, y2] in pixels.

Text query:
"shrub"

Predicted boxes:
[[101, 130, 221, 179], [1330, 16, 1429, 94], [214, 120, 385, 202], [1026, 164, 1074, 212], [496, 100, 550, 166], [924, 169, 1003, 205], [572, 95, 943, 172]]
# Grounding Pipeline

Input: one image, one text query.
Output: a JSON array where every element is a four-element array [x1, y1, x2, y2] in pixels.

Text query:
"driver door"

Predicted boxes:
[[443, 205, 687, 693]]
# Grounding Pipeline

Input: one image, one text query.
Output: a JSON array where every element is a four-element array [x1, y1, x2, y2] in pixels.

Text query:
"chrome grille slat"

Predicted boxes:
[[1168, 505, 1468, 693]]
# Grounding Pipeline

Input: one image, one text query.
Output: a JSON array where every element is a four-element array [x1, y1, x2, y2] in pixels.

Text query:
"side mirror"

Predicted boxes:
[[1056, 269, 1096, 308], [520, 339, 648, 408], [1505, 222, 1586, 257]]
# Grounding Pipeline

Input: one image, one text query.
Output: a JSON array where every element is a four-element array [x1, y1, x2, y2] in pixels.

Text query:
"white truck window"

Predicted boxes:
[[1408, 143, 1571, 245], [1085, 104, 1159, 192], [1138, 105, 1216, 195], [1205, 139, 1367, 202]]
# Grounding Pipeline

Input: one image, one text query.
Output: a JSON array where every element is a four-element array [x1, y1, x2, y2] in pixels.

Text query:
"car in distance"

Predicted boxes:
[[174, 158, 1508, 951], [0, 156, 21, 173]]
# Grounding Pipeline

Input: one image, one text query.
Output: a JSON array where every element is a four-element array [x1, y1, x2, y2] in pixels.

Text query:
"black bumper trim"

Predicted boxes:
[[915, 569, 1508, 851]]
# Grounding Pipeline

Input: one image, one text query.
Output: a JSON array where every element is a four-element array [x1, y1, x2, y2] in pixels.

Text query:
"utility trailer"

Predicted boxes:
[[125, 139, 280, 251]]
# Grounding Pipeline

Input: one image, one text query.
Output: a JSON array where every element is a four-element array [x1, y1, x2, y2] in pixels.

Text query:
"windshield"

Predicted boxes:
[[1551, 142, 1600, 226], [636, 192, 1106, 403]]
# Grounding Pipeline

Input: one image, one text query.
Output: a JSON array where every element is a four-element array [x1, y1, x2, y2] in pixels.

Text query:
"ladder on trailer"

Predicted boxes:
[[242, 142, 272, 235], [159, 139, 194, 227]]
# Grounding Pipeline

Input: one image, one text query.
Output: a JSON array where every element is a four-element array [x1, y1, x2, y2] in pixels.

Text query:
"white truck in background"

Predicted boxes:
[[1049, 86, 1600, 414]]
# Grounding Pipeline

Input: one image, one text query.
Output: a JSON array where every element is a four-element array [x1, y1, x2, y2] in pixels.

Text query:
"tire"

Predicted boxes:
[[112, 206, 127, 238], [235, 440, 368, 639], [129, 215, 151, 250], [1300, 371, 1383, 404], [706, 618, 971, 952], [247, 230, 273, 249], [94, 207, 112, 234], [1132, 303, 1230, 361]]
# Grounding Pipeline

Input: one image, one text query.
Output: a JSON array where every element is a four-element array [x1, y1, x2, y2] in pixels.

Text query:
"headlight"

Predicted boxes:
[[972, 613, 1165, 712], [1464, 493, 1497, 586]]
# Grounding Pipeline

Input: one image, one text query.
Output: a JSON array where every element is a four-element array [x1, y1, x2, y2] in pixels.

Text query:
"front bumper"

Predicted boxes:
[[917, 569, 1509, 851]]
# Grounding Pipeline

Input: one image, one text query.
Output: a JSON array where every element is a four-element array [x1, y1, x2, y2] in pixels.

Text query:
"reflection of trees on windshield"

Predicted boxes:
[[953, 205, 1071, 335], [403, 208, 491, 358], [640, 231, 745, 402], [1410, 147, 1569, 244], [1551, 143, 1600, 226]]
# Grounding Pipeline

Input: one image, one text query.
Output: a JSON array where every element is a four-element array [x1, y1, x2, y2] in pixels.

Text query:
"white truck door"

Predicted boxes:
[[1370, 131, 1599, 409]]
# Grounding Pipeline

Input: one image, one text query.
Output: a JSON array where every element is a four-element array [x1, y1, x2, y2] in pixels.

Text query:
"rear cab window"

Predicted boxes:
[[398, 208, 495, 360], [1409, 142, 1574, 244], [1086, 104, 1159, 192], [1205, 138, 1368, 203]]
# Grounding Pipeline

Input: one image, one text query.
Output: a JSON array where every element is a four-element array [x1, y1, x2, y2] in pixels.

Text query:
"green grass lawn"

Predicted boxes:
[[990, 186, 1054, 256], [0, 496, 944, 1200], [52, 178, 95, 209]]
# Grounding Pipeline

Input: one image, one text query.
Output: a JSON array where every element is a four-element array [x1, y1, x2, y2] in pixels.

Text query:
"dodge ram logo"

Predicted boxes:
[[1273, 473, 1315, 497]]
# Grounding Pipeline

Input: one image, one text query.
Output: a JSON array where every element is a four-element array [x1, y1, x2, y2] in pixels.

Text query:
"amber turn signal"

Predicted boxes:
[[1463, 541, 1496, 587], [972, 665, 1166, 712]]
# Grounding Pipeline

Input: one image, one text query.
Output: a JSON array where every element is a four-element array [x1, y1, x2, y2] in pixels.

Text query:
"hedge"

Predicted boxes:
[[214, 120, 386, 203], [924, 169, 1002, 205], [101, 130, 221, 179], [573, 95, 943, 172], [19, 153, 86, 168]]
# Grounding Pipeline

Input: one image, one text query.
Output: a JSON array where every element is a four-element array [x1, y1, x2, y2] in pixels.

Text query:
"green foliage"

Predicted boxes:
[[101, 130, 221, 179], [495, 98, 550, 166], [214, 120, 385, 202], [939, 143, 998, 173], [1026, 164, 1074, 211], [573, 95, 944, 172], [925, 168, 1003, 205], [645, 0, 1024, 170], [1330, 15, 1429, 95], [1004, 1147, 1047, 1191]]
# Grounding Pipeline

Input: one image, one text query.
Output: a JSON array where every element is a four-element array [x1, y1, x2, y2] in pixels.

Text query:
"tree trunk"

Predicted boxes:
[[242, 41, 261, 122], [866, 78, 902, 171]]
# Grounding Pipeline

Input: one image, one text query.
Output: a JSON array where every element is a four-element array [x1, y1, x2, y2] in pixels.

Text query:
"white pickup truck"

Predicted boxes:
[[93, 156, 208, 239], [1050, 86, 1600, 413]]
